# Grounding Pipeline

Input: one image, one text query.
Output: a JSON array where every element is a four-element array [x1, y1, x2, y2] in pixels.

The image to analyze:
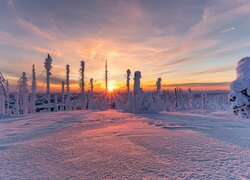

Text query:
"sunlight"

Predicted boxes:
[[108, 81, 117, 92], [108, 85, 114, 92]]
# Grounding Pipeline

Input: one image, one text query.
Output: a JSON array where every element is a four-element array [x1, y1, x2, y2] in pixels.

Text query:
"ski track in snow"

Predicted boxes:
[[0, 110, 250, 179]]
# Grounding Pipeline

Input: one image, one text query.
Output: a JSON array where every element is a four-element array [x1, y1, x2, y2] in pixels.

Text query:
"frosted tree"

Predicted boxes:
[[0, 89, 5, 114], [162, 90, 172, 111], [123, 69, 133, 112], [133, 71, 142, 113], [229, 57, 250, 118], [79, 61, 86, 109], [65, 64, 71, 110], [126, 69, 131, 99], [18, 72, 29, 114], [134, 71, 142, 95], [0, 73, 7, 114], [141, 92, 156, 113], [201, 93, 207, 110], [173, 87, 183, 111], [179, 88, 185, 110], [90, 78, 93, 95], [131, 71, 158, 113], [86, 78, 94, 109], [156, 78, 162, 94], [66, 65, 70, 94], [44, 54, 53, 112], [14, 93, 20, 115], [54, 94, 58, 112], [174, 87, 179, 111], [187, 89, 193, 109], [6, 80, 9, 114], [30, 65, 36, 113], [105, 59, 109, 93], [80, 61, 85, 95], [174, 87, 187, 111], [61, 81, 65, 111], [153, 78, 165, 111]]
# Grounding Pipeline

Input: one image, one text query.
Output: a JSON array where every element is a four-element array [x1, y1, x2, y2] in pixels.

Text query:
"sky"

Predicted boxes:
[[1, 0, 250, 92]]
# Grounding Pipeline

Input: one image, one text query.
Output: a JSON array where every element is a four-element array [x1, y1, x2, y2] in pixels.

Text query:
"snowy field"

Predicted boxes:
[[0, 110, 250, 179]]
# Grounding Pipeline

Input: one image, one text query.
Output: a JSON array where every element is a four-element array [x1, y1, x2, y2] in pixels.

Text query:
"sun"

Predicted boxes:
[[107, 81, 117, 92], [108, 84, 115, 92]]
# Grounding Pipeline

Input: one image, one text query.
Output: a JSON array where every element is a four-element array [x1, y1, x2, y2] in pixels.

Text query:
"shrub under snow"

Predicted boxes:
[[229, 57, 250, 118]]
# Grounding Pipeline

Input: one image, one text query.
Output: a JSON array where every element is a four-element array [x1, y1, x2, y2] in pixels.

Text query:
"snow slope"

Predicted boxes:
[[0, 110, 249, 179]]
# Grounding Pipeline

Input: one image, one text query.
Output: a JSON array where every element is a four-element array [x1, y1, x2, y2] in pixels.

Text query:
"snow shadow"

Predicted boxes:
[[136, 112, 250, 148]]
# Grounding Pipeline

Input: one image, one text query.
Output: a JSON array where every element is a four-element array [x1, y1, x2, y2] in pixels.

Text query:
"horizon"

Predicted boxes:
[[6, 55, 232, 93], [1, 0, 249, 92]]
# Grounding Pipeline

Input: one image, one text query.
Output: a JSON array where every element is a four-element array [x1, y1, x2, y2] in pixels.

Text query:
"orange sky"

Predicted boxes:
[[1, 0, 249, 92]]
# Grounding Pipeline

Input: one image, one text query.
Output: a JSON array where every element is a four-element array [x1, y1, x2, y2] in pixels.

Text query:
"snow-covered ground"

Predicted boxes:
[[0, 110, 250, 179]]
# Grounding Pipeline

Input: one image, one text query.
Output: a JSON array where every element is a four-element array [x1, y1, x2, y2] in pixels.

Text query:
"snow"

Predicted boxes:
[[0, 110, 250, 179], [236, 57, 250, 79], [229, 57, 250, 118], [230, 79, 247, 92]]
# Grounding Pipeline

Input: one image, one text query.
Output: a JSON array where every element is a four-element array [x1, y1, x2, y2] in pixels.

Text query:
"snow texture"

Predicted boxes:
[[0, 110, 249, 179]]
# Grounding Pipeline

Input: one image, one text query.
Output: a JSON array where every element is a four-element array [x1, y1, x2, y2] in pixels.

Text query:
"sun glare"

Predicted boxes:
[[108, 81, 117, 92], [108, 84, 115, 92]]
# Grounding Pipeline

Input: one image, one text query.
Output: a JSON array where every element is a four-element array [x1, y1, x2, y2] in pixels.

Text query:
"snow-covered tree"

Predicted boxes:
[[18, 72, 29, 114], [0, 84, 5, 114], [65, 64, 71, 110], [174, 87, 179, 111], [30, 64, 36, 113], [79, 61, 86, 110], [229, 57, 250, 118], [90, 78, 93, 95], [0, 73, 7, 114], [14, 93, 20, 115], [6, 80, 10, 114], [126, 69, 131, 99], [156, 78, 161, 94], [105, 59, 108, 93], [80, 60, 85, 95], [124, 69, 133, 112], [61, 81, 65, 110], [163, 90, 173, 111], [187, 89, 193, 110], [201, 93, 207, 110], [44, 54, 53, 112], [54, 94, 58, 112], [85, 78, 94, 109], [152, 78, 165, 111], [133, 71, 142, 112]]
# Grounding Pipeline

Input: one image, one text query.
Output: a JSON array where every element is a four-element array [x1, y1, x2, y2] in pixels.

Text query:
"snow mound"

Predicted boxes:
[[229, 57, 250, 118], [236, 57, 250, 79]]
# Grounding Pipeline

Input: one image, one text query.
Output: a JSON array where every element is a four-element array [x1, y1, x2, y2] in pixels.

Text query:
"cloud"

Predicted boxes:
[[220, 27, 235, 33], [157, 3, 250, 64], [187, 2, 250, 39], [0, 30, 10, 37], [202, 7, 211, 21], [16, 16, 53, 41], [191, 66, 234, 75], [162, 82, 230, 87], [1, 0, 250, 92]]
